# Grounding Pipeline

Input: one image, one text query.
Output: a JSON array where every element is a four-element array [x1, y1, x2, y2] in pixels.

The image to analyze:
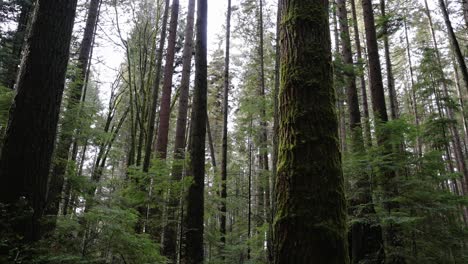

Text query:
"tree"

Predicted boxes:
[[155, 0, 180, 159], [220, 0, 231, 256], [273, 0, 349, 263], [47, 0, 102, 218], [0, 0, 78, 242], [361, 0, 404, 262], [162, 0, 196, 261], [183, 0, 207, 262], [336, 0, 385, 261]]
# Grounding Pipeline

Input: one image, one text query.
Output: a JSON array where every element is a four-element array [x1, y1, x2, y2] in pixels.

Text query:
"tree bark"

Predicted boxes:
[[0, 0, 77, 242], [155, 0, 180, 159], [273, 0, 349, 263], [183, 0, 207, 262]]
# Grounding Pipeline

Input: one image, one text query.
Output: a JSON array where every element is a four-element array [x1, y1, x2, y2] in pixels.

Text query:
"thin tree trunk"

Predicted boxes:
[[143, 0, 170, 172], [350, 0, 372, 147], [380, 0, 398, 119], [219, 0, 231, 257], [438, 0, 468, 94], [155, 0, 180, 159], [0, 0, 78, 242], [183, 0, 207, 262], [273, 0, 349, 263]]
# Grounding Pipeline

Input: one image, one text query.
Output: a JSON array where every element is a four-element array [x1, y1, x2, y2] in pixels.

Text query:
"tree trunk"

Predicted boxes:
[[0, 0, 77, 242], [362, 0, 404, 262], [4, 0, 33, 89], [273, 0, 349, 263], [142, 0, 170, 172], [183, 0, 207, 262], [438, 0, 468, 94], [380, 0, 398, 120], [219, 0, 231, 256], [155, 0, 180, 159], [46, 0, 101, 218], [337, 1, 385, 263], [163, 0, 195, 261], [350, 0, 372, 147]]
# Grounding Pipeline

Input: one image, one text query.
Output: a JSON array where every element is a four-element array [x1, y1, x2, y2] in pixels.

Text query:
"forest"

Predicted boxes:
[[0, 0, 467, 263]]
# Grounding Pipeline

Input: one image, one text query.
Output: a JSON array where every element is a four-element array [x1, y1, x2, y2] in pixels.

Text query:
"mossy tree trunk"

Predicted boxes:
[[273, 0, 349, 263]]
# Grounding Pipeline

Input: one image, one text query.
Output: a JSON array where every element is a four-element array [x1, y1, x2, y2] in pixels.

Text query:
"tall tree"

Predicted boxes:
[[162, 0, 195, 260], [338, 0, 385, 261], [143, 0, 170, 172], [47, 0, 101, 217], [273, 0, 349, 263], [155, 0, 180, 159], [361, 0, 404, 262], [438, 0, 468, 94], [183, 0, 207, 262], [350, 0, 372, 146], [0, 0, 78, 242], [379, 0, 398, 119], [219, 0, 231, 255]]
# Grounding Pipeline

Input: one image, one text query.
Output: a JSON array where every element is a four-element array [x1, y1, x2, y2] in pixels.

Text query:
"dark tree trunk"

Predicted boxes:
[[273, 0, 349, 263], [362, 0, 404, 262], [380, 0, 398, 120], [219, 0, 231, 256], [0, 0, 77, 242], [46, 0, 101, 218], [337, 1, 385, 263], [350, 0, 372, 147], [162, 0, 195, 261], [183, 0, 207, 262], [4, 0, 33, 89], [142, 0, 170, 172], [155, 0, 180, 159], [438, 0, 468, 94]]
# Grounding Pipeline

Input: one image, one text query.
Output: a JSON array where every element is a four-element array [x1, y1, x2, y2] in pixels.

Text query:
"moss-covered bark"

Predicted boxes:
[[273, 0, 349, 263]]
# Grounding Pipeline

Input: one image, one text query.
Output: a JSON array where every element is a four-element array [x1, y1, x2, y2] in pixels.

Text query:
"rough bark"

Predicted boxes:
[[183, 0, 207, 262], [273, 0, 349, 263], [155, 0, 180, 159], [0, 0, 77, 242], [219, 0, 231, 255], [162, 0, 195, 261]]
